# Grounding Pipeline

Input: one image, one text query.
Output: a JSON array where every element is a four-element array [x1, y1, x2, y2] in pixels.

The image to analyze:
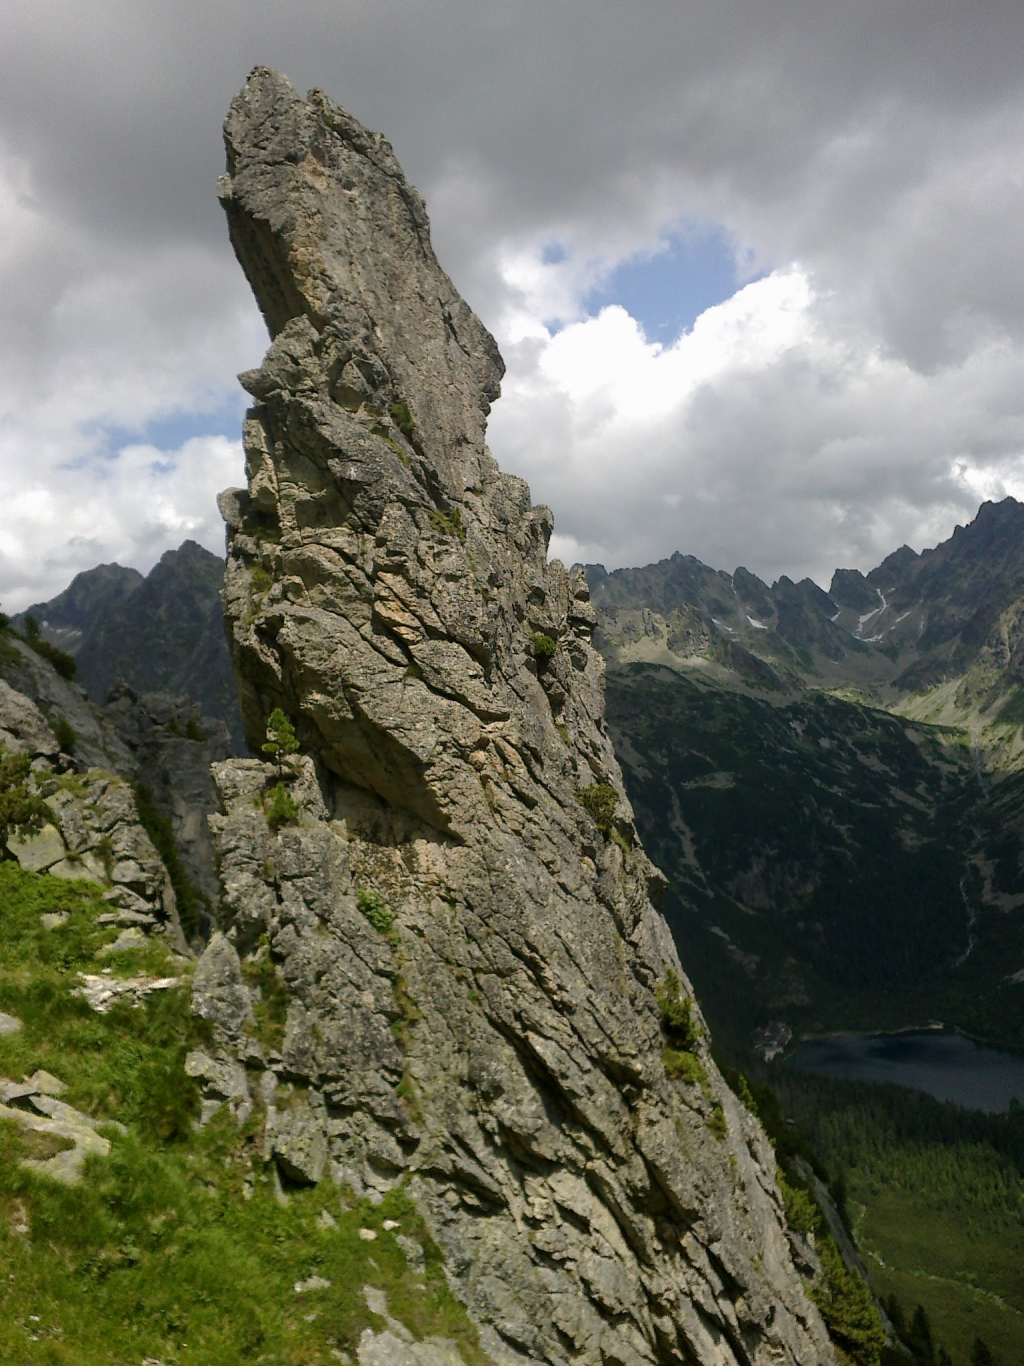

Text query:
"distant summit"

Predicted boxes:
[[17, 541, 243, 751], [589, 496, 1024, 717]]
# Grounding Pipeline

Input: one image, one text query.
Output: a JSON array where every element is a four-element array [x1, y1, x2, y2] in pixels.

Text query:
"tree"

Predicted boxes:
[[262, 708, 299, 781], [971, 1338, 996, 1366], [908, 1305, 935, 1364]]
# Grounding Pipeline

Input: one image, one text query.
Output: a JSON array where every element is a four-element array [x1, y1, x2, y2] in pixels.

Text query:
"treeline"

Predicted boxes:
[[771, 1070, 1024, 1222]]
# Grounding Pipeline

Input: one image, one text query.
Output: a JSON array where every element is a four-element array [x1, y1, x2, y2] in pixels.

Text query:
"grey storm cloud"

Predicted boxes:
[[2, 0, 1024, 605]]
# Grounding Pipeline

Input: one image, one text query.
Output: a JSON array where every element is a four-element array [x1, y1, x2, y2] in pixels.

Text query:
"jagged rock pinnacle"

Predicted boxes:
[[213, 67, 837, 1366]]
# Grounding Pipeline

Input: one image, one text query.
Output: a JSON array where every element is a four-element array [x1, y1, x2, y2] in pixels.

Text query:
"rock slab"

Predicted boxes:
[[213, 67, 837, 1366]]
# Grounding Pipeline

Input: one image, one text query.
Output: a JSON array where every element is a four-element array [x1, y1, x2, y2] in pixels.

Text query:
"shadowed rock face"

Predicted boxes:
[[214, 67, 836, 1366]]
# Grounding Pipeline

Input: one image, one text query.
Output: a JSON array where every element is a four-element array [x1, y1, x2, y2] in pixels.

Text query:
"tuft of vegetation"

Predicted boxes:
[[390, 975, 421, 1052], [261, 783, 300, 831], [576, 782, 618, 834], [50, 712, 77, 751], [241, 941, 290, 1052], [609, 827, 631, 856], [133, 783, 206, 942], [390, 401, 416, 443], [428, 507, 466, 544], [663, 1047, 707, 1087], [531, 632, 557, 664], [22, 614, 77, 680], [655, 968, 702, 1051], [707, 1102, 728, 1140], [357, 886, 395, 938], [777, 1168, 819, 1233], [0, 746, 49, 856], [249, 564, 273, 595]]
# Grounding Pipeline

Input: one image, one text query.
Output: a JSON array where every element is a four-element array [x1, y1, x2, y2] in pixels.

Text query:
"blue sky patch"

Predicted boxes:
[[586, 229, 752, 343], [100, 393, 247, 459]]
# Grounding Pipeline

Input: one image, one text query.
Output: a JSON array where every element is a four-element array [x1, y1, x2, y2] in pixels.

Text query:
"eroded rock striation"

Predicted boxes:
[[212, 67, 837, 1366]]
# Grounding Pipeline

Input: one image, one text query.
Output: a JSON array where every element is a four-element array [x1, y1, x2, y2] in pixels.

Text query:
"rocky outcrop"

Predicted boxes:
[[211, 67, 836, 1366], [0, 657, 187, 949], [1, 636, 134, 773], [103, 681, 231, 904]]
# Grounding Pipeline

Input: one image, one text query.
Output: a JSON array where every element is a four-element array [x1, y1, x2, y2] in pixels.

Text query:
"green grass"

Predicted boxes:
[[356, 887, 394, 937], [0, 1124, 489, 1366], [771, 1070, 1024, 1364], [852, 1185, 1024, 1365], [0, 862, 489, 1366]]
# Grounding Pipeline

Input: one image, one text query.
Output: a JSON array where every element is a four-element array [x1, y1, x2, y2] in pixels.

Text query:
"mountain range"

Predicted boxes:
[[15, 500, 1024, 1059], [12, 540, 244, 752], [590, 500, 1024, 1057]]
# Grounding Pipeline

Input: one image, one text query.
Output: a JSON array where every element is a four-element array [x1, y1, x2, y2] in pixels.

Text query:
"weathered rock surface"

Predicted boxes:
[[0, 659, 187, 947], [103, 681, 231, 906], [0, 1070, 115, 1184], [1, 637, 134, 773], [211, 67, 836, 1366]]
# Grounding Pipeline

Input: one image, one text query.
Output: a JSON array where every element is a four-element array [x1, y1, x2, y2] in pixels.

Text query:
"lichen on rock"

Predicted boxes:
[[212, 66, 838, 1366]]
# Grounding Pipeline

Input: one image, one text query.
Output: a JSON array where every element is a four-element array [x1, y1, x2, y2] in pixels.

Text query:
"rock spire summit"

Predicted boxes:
[[213, 67, 837, 1366]]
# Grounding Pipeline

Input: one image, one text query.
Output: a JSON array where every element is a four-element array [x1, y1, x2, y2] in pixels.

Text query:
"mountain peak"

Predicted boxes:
[[212, 68, 835, 1366]]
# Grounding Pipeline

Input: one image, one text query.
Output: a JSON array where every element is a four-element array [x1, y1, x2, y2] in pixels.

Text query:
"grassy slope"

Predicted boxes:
[[771, 1071, 1024, 1365], [853, 1186, 1024, 1364], [0, 862, 485, 1366]]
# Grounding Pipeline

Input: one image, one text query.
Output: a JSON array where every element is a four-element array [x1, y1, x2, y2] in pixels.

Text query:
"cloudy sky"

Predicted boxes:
[[3, 1, 1024, 609]]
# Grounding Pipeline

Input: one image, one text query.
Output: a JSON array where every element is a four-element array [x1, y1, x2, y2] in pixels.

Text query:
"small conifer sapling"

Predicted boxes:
[[262, 708, 299, 782]]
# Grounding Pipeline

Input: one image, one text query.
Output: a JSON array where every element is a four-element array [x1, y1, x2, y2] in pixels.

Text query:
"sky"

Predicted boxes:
[[3, 1, 1024, 609]]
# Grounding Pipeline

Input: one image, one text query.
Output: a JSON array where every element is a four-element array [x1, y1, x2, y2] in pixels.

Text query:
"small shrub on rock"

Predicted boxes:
[[655, 968, 702, 1050], [356, 886, 394, 935], [576, 783, 618, 833], [390, 400, 416, 442], [663, 1047, 707, 1087], [531, 632, 557, 664], [428, 507, 466, 544], [0, 746, 48, 855], [51, 713, 77, 751], [262, 783, 299, 830], [262, 708, 299, 780]]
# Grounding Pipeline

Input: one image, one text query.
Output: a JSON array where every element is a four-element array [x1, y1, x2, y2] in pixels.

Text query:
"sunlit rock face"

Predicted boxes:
[[213, 66, 837, 1366]]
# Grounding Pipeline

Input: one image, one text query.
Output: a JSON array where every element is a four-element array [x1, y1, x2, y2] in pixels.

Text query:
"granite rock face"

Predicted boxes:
[[213, 67, 836, 1366]]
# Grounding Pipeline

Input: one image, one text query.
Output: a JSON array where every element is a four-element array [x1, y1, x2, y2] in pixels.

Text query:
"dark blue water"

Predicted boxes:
[[788, 1031, 1024, 1111]]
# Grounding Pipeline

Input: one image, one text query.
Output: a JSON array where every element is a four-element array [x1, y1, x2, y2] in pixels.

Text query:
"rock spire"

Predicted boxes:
[[214, 67, 837, 1366]]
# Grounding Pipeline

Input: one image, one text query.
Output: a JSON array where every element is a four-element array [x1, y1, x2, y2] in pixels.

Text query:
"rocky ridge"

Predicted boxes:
[[589, 497, 1024, 734], [203, 67, 837, 1366], [14, 541, 246, 752]]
